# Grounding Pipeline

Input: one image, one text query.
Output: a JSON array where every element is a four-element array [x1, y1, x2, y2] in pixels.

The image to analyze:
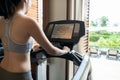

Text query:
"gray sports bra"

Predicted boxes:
[[1, 16, 34, 53]]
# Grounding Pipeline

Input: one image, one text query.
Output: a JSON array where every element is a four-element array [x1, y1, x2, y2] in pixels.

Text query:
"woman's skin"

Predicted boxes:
[[0, 0, 70, 73]]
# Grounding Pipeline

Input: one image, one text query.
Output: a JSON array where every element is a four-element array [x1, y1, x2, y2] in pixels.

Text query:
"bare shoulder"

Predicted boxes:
[[19, 15, 42, 37], [19, 15, 38, 27], [15, 15, 40, 33]]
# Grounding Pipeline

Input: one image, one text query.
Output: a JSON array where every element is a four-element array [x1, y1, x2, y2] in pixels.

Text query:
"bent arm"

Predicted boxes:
[[28, 19, 70, 55]]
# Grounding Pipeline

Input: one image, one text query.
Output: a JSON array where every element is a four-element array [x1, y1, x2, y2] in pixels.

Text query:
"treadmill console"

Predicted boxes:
[[44, 20, 92, 80], [45, 20, 85, 46]]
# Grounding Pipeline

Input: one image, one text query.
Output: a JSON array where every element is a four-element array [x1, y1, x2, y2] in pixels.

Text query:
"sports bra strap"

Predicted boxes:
[[1, 15, 34, 53]]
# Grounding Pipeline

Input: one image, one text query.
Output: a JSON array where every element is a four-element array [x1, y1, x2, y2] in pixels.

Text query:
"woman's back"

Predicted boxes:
[[0, 14, 33, 72]]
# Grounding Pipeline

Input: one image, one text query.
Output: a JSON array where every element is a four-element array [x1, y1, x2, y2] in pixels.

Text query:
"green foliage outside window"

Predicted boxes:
[[89, 30, 120, 49]]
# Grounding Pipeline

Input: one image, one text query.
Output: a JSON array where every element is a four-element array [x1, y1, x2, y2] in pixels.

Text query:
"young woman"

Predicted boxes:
[[0, 0, 70, 80]]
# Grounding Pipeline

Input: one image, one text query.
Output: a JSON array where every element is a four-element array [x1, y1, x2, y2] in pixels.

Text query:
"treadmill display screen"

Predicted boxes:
[[51, 24, 74, 39]]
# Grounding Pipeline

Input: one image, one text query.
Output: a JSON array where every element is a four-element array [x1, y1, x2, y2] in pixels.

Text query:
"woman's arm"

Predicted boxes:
[[27, 18, 70, 55]]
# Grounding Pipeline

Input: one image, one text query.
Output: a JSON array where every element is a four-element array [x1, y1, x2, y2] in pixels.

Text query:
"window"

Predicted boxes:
[[89, 0, 120, 50]]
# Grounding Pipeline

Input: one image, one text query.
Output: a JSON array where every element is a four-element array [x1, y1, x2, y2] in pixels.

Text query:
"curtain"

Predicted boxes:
[[80, 0, 90, 54], [78, 0, 90, 54], [27, 0, 38, 21]]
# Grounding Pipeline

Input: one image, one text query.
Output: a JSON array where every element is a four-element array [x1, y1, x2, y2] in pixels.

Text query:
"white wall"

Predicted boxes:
[[49, 0, 67, 21]]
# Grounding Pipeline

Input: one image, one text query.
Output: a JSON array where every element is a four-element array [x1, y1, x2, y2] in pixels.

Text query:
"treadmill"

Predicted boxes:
[[0, 20, 92, 80], [44, 20, 92, 80], [31, 20, 92, 80]]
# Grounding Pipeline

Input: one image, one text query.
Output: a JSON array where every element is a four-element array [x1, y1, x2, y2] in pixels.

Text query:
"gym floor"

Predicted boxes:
[[90, 55, 120, 80]]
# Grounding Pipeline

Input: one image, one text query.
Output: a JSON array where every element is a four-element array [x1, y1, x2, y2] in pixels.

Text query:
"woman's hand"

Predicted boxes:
[[62, 46, 70, 54], [32, 44, 41, 52]]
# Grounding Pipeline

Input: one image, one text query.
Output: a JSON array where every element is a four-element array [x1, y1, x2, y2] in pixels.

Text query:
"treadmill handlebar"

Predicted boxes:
[[31, 49, 84, 66]]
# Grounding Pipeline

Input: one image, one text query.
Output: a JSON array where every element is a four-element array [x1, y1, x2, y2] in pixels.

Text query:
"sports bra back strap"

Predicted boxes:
[[2, 15, 17, 37]]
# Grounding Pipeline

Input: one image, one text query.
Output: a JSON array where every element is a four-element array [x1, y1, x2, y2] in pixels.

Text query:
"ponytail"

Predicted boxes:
[[0, 0, 21, 19]]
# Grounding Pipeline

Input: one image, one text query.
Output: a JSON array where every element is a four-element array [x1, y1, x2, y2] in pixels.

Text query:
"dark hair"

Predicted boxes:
[[0, 0, 21, 19]]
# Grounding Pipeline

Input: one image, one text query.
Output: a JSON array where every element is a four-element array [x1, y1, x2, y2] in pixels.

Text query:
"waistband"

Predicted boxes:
[[0, 66, 33, 80]]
